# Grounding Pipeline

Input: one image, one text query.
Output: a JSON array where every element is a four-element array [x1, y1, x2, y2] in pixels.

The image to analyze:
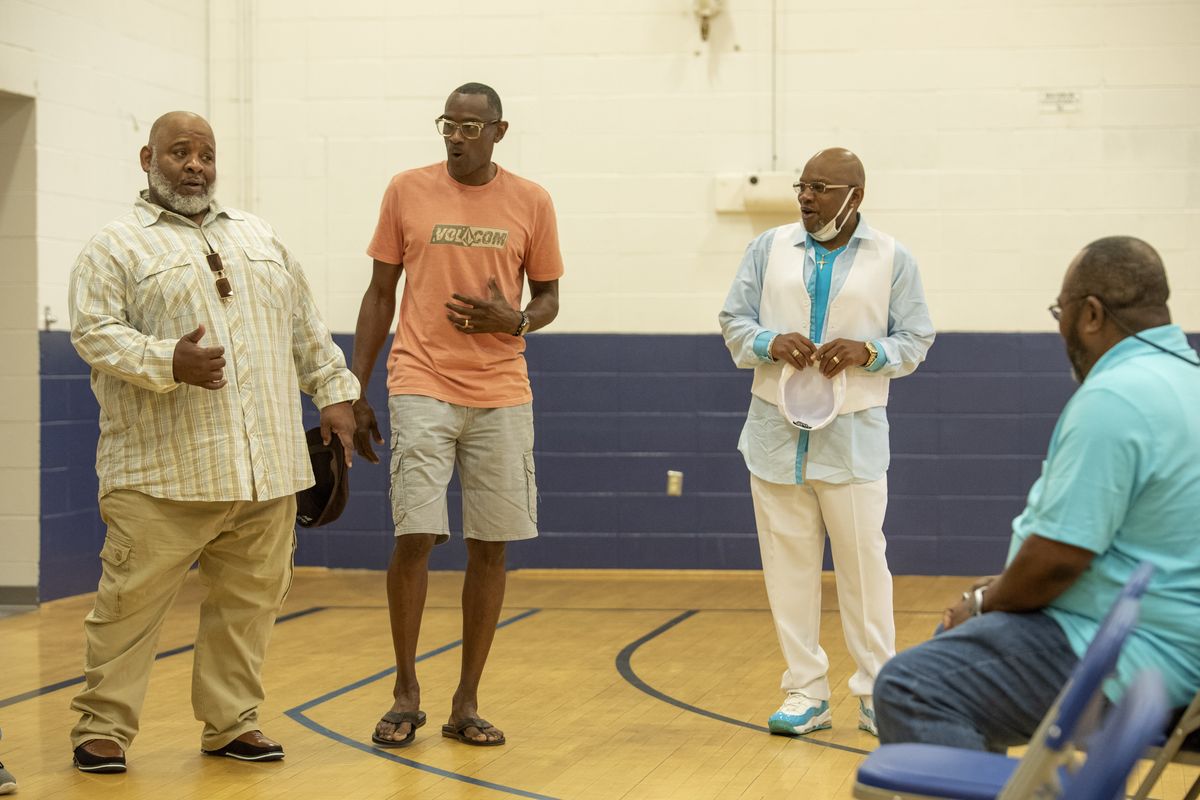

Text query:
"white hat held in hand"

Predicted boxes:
[[777, 362, 846, 431]]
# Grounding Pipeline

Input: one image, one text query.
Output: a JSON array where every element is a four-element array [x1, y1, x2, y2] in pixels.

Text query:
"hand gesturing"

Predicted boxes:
[[173, 324, 227, 390], [445, 277, 520, 335]]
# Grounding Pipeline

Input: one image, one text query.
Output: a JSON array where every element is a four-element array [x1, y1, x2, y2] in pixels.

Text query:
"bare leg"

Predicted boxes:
[[449, 539, 507, 743], [374, 534, 435, 744]]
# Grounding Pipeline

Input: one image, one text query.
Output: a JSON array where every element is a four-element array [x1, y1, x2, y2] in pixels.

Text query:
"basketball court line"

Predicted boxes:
[[1, 600, 873, 798], [283, 607, 558, 800], [0, 605, 327, 710], [614, 609, 871, 756]]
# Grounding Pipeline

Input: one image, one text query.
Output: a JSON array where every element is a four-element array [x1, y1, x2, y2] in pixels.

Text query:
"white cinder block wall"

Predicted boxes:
[[0, 0, 207, 595], [2, 0, 1198, 594], [208, 0, 1200, 334]]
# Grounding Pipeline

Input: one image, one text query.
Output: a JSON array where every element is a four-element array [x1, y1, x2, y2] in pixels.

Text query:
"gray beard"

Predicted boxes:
[[148, 158, 215, 216]]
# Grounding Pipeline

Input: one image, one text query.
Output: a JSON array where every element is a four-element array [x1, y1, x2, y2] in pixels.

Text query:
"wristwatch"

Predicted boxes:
[[864, 341, 878, 369], [512, 310, 530, 337], [961, 586, 988, 617]]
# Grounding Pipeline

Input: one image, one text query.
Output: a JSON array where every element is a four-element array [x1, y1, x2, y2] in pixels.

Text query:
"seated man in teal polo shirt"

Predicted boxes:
[[872, 235, 1200, 751]]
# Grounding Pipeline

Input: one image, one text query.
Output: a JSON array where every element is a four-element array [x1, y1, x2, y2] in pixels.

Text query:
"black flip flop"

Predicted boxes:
[[371, 710, 427, 748], [441, 717, 506, 747]]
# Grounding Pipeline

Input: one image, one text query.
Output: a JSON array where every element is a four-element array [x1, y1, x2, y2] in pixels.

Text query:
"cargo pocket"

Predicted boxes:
[[279, 530, 297, 605], [389, 450, 407, 526], [523, 451, 538, 525], [93, 534, 133, 621]]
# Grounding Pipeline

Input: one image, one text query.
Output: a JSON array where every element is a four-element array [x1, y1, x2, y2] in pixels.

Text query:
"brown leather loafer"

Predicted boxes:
[[202, 730, 284, 762], [73, 739, 127, 773]]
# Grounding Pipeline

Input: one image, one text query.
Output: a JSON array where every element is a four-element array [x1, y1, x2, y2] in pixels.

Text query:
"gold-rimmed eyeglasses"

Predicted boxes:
[[434, 117, 500, 140], [793, 181, 857, 195]]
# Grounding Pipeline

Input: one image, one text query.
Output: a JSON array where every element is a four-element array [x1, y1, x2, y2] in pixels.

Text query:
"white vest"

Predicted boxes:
[[751, 222, 894, 415]]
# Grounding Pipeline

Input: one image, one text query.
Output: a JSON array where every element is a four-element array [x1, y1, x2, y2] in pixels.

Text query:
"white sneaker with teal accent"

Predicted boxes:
[[858, 697, 878, 737], [768, 693, 832, 735]]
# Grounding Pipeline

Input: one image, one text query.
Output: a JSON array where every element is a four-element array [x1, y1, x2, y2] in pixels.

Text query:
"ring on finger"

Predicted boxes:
[[831, 355, 840, 364], [463, 319, 471, 328], [790, 349, 801, 358]]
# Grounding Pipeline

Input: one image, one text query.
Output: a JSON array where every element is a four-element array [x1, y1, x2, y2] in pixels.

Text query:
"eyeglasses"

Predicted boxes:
[[206, 252, 233, 300], [793, 181, 857, 195], [1049, 294, 1094, 321], [1050, 294, 1200, 367], [434, 117, 500, 140]]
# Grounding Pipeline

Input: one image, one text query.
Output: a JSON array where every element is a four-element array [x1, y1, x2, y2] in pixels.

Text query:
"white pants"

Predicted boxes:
[[750, 473, 895, 700]]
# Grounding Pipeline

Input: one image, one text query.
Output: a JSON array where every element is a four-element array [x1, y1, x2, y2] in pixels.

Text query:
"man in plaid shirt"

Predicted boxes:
[[67, 111, 359, 773]]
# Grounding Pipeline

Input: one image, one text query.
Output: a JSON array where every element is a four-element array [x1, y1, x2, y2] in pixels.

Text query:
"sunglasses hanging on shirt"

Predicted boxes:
[[206, 251, 233, 300], [198, 230, 233, 301]]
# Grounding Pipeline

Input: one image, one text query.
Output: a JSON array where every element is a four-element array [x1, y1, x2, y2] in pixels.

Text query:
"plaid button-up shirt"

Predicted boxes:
[[69, 192, 360, 502]]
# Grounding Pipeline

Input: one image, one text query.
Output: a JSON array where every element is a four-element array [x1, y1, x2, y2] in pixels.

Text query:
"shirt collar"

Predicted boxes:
[[1086, 324, 1194, 379], [134, 190, 243, 228], [789, 214, 875, 248]]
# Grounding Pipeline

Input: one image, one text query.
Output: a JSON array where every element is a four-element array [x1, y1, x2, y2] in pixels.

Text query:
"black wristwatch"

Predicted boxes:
[[512, 310, 530, 337]]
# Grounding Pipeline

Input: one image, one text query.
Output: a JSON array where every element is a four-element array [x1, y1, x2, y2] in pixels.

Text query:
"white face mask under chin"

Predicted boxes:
[[809, 191, 856, 242]]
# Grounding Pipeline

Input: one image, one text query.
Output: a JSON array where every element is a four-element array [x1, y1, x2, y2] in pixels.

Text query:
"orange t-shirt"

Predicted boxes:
[[366, 162, 564, 408]]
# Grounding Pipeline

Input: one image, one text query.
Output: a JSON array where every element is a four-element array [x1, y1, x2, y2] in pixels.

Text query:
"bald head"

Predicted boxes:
[[805, 148, 866, 189], [147, 111, 213, 150], [1066, 236, 1170, 318]]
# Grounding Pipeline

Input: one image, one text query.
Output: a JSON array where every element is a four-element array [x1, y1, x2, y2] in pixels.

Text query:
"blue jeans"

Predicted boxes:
[[873, 611, 1079, 752]]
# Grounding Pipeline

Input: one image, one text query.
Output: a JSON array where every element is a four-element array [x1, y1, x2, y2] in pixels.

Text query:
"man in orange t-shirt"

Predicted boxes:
[[351, 83, 563, 749]]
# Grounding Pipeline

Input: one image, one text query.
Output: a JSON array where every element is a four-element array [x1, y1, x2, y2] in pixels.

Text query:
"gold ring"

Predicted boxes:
[[832, 355, 840, 364], [463, 319, 471, 328], [790, 349, 801, 358]]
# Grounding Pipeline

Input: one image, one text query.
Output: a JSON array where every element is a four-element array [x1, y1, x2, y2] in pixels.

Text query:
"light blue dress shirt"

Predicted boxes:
[[1007, 325, 1200, 706], [719, 217, 935, 485]]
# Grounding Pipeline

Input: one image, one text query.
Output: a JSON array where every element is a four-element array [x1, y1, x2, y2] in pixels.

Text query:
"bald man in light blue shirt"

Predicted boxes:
[[874, 236, 1200, 751]]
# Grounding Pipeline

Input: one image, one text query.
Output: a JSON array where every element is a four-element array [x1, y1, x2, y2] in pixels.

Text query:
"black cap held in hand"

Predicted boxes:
[[296, 427, 349, 528]]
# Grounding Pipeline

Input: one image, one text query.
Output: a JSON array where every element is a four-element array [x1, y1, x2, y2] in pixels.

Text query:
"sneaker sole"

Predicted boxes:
[[202, 750, 285, 762], [73, 760, 126, 774], [768, 712, 833, 736], [0, 782, 16, 795]]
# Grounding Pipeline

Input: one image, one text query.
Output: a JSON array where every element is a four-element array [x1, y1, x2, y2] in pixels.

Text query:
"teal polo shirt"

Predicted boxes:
[[1007, 325, 1200, 706]]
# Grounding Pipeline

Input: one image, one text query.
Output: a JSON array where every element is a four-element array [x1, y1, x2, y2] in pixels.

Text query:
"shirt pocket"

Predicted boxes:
[[241, 246, 295, 313], [132, 250, 202, 326]]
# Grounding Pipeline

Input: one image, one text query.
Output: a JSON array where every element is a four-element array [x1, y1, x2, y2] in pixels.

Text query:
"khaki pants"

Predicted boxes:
[[70, 490, 296, 752]]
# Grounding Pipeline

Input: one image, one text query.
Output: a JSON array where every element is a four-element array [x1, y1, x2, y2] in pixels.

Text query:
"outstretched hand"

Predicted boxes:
[[445, 277, 520, 335], [173, 324, 227, 390]]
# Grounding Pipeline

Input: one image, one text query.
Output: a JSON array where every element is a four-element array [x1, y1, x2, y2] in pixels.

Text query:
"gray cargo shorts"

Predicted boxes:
[[387, 394, 538, 544]]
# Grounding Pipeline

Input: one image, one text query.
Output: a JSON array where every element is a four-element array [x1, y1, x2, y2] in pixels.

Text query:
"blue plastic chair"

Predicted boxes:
[[1117, 561, 1156, 602], [1060, 669, 1169, 800], [1130, 685, 1200, 800], [854, 565, 1154, 800]]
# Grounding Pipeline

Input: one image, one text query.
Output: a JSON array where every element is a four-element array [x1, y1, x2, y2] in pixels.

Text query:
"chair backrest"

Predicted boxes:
[[1130, 681, 1200, 800], [998, 591, 1145, 799], [1044, 597, 1141, 751], [1119, 561, 1156, 601], [1061, 669, 1170, 800]]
